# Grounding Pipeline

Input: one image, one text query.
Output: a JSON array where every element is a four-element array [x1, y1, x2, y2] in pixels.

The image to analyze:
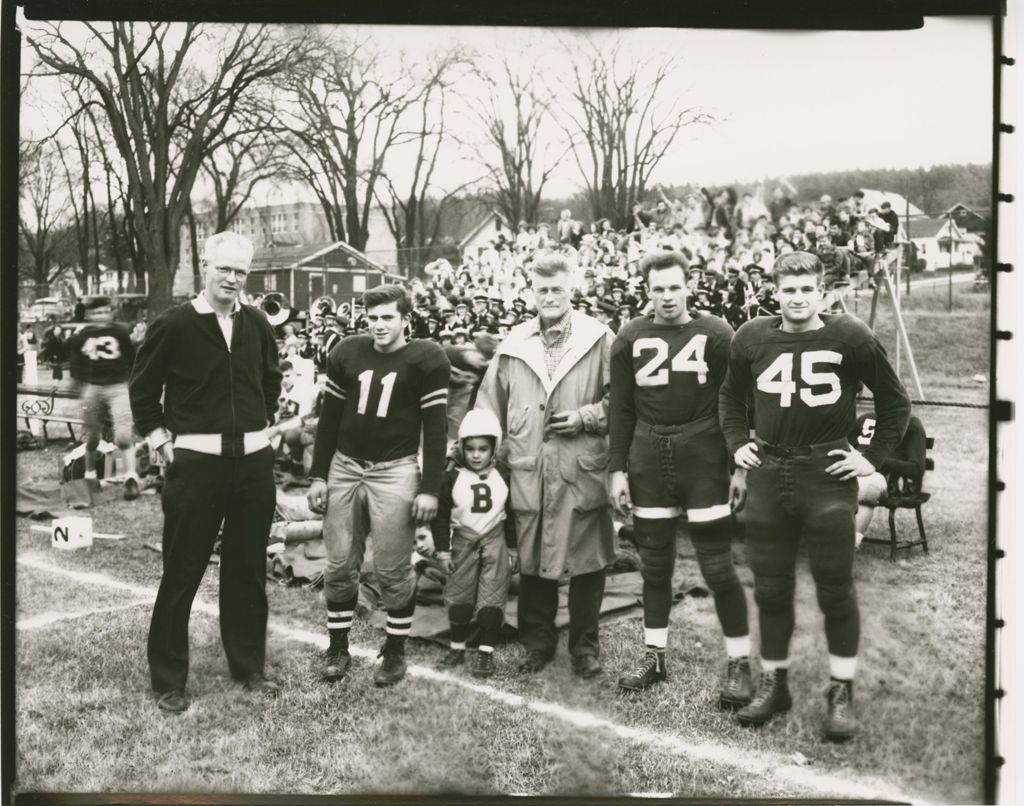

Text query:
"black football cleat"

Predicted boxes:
[[440, 648, 466, 669], [323, 646, 352, 682], [719, 657, 753, 710], [737, 668, 792, 727], [617, 649, 667, 692], [472, 651, 496, 679], [823, 678, 860, 742], [374, 643, 407, 687]]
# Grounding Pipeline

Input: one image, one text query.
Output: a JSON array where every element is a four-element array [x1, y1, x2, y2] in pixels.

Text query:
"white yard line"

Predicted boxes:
[[17, 598, 153, 630], [17, 553, 931, 804]]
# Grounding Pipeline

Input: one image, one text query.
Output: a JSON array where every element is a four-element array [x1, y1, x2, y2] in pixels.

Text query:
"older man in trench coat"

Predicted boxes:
[[475, 255, 615, 679]]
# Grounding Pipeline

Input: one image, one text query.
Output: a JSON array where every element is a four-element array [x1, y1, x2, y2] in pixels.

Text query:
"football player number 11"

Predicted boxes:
[[356, 369, 397, 417], [756, 350, 842, 407]]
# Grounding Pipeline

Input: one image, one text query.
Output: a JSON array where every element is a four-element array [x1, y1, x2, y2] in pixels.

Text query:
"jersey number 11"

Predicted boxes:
[[356, 370, 397, 417]]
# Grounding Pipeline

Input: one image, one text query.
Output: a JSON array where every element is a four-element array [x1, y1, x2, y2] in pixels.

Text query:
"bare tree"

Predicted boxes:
[[18, 140, 77, 295], [470, 58, 566, 229], [374, 50, 478, 276], [557, 38, 713, 227], [274, 31, 441, 254], [25, 21, 303, 316]]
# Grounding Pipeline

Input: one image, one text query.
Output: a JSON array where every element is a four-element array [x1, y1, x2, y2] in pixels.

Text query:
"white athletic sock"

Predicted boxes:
[[829, 654, 858, 680], [855, 531, 865, 548], [724, 635, 751, 659], [760, 657, 789, 671], [478, 645, 494, 654], [83, 470, 98, 480], [450, 641, 466, 651], [644, 627, 668, 649]]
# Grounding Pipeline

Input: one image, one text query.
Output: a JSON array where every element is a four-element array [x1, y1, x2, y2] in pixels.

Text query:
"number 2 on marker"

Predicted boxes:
[[356, 369, 397, 417]]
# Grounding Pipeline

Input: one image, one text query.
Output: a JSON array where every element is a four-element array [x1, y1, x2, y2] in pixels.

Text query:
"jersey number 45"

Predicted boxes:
[[756, 350, 842, 408], [634, 335, 708, 386]]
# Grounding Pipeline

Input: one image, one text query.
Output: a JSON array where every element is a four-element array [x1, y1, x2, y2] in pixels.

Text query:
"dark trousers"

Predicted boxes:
[[148, 447, 276, 693], [744, 443, 859, 661], [518, 569, 606, 659]]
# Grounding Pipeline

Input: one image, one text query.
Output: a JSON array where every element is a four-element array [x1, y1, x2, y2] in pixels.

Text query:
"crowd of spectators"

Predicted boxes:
[[298, 184, 898, 356]]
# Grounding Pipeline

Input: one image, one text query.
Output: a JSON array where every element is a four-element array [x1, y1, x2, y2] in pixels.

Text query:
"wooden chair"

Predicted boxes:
[[863, 436, 934, 561]]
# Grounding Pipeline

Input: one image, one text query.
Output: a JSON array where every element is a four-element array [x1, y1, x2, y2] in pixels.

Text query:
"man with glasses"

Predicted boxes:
[[475, 255, 615, 679], [130, 231, 283, 715]]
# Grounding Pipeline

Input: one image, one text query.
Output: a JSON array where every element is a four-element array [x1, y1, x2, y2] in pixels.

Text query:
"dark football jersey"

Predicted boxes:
[[719, 314, 910, 469], [66, 322, 135, 385], [324, 335, 449, 463], [609, 313, 733, 472]]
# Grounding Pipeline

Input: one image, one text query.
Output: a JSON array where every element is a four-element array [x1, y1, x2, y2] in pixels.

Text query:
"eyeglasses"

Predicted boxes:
[[210, 265, 250, 279]]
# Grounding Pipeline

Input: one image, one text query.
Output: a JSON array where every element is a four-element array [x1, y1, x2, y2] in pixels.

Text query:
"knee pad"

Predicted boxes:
[[815, 579, 857, 618], [449, 603, 474, 625], [113, 430, 133, 451], [636, 518, 676, 588], [753, 575, 794, 614], [689, 517, 739, 593]]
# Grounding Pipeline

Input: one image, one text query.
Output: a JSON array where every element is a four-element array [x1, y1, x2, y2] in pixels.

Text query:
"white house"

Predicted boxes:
[[458, 211, 511, 259], [907, 216, 982, 272]]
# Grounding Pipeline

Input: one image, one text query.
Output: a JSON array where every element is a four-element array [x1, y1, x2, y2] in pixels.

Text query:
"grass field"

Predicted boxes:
[[12, 285, 991, 802]]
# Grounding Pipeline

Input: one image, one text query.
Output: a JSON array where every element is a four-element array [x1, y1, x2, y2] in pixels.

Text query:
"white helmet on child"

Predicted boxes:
[[457, 409, 503, 453]]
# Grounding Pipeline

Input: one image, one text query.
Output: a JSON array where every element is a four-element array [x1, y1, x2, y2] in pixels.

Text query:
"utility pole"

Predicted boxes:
[[947, 210, 954, 312]]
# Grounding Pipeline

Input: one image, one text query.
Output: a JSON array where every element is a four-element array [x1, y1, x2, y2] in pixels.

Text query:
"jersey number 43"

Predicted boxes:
[[634, 335, 709, 386], [756, 350, 842, 407], [80, 336, 122, 361]]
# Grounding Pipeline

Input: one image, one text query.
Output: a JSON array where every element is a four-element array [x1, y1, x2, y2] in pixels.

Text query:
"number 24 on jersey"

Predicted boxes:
[[634, 335, 709, 386]]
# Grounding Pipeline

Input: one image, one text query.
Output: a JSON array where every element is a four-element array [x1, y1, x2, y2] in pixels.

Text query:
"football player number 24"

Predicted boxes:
[[633, 335, 709, 386], [756, 350, 842, 407], [356, 369, 397, 416]]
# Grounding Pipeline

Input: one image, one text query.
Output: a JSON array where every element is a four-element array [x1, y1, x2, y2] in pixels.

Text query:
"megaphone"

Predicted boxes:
[[260, 292, 291, 327]]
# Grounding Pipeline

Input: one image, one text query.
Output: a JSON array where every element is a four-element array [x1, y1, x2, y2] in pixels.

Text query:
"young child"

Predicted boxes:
[[431, 409, 518, 678]]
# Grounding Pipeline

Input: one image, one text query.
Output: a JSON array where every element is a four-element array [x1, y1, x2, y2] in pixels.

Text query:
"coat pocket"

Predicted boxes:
[[573, 451, 610, 512], [507, 455, 538, 512]]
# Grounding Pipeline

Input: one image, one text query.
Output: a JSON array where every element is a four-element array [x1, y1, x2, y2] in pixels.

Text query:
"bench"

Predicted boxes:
[[17, 385, 87, 444], [862, 436, 935, 561]]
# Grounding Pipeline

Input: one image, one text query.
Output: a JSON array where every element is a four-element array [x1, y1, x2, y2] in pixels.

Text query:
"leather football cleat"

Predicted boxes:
[[736, 668, 792, 726], [374, 644, 407, 687], [719, 657, 754, 710], [824, 679, 860, 742], [323, 646, 352, 682], [440, 648, 466, 668], [617, 650, 667, 692], [472, 651, 496, 679]]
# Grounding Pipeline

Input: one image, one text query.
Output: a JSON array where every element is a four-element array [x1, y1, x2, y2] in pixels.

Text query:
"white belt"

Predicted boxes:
[[174, 429, 270, 456]]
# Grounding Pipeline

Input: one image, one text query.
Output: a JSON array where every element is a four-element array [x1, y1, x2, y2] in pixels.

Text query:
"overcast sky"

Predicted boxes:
[[20, 16, 994, 201]]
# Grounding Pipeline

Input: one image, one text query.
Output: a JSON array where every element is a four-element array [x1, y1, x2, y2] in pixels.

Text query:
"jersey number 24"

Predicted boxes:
[[634, 335, 708, 386], [756, 350, 842, 407]]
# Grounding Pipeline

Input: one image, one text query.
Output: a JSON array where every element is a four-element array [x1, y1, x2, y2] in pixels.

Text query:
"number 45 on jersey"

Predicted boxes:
[[757, 350, 843, 408]]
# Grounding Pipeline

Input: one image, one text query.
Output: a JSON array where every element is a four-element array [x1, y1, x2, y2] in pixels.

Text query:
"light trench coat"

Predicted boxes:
[[475, 311, 615, 580]]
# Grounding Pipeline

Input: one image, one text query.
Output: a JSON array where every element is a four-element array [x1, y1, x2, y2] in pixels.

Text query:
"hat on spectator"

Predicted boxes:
[[473, 293, 489, 304], [511, 298, 527, 309], [576, 299, 592, 312], [204, 231, 254, 268], [747, 265, 765, 276], [596, 299, 618, 315], [453, 326, 469, 336], [439, 328, 454, 339]]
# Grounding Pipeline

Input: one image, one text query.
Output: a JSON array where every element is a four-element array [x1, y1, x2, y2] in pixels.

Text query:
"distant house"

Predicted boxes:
[[944, 203, 989, 235], [906, 216, 982, 272], [458, 211, 511, 259], [245, 240, 403, 311]]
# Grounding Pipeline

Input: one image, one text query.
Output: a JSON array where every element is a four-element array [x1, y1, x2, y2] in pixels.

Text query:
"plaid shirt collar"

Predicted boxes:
[[535, 307, 573, 346]]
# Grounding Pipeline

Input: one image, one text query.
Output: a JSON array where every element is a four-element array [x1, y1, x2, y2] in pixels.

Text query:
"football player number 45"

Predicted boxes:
[[356, 369, 397, 416], [633, 335, 709, 386], [757, 350, 842, 407]]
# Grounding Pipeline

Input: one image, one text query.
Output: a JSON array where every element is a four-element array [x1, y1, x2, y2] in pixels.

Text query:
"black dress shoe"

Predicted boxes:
[[241, 673, 281, 697], [517, 649, 552, 674], [572, 654, 603, 679], [156, 689, 189, 714]]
